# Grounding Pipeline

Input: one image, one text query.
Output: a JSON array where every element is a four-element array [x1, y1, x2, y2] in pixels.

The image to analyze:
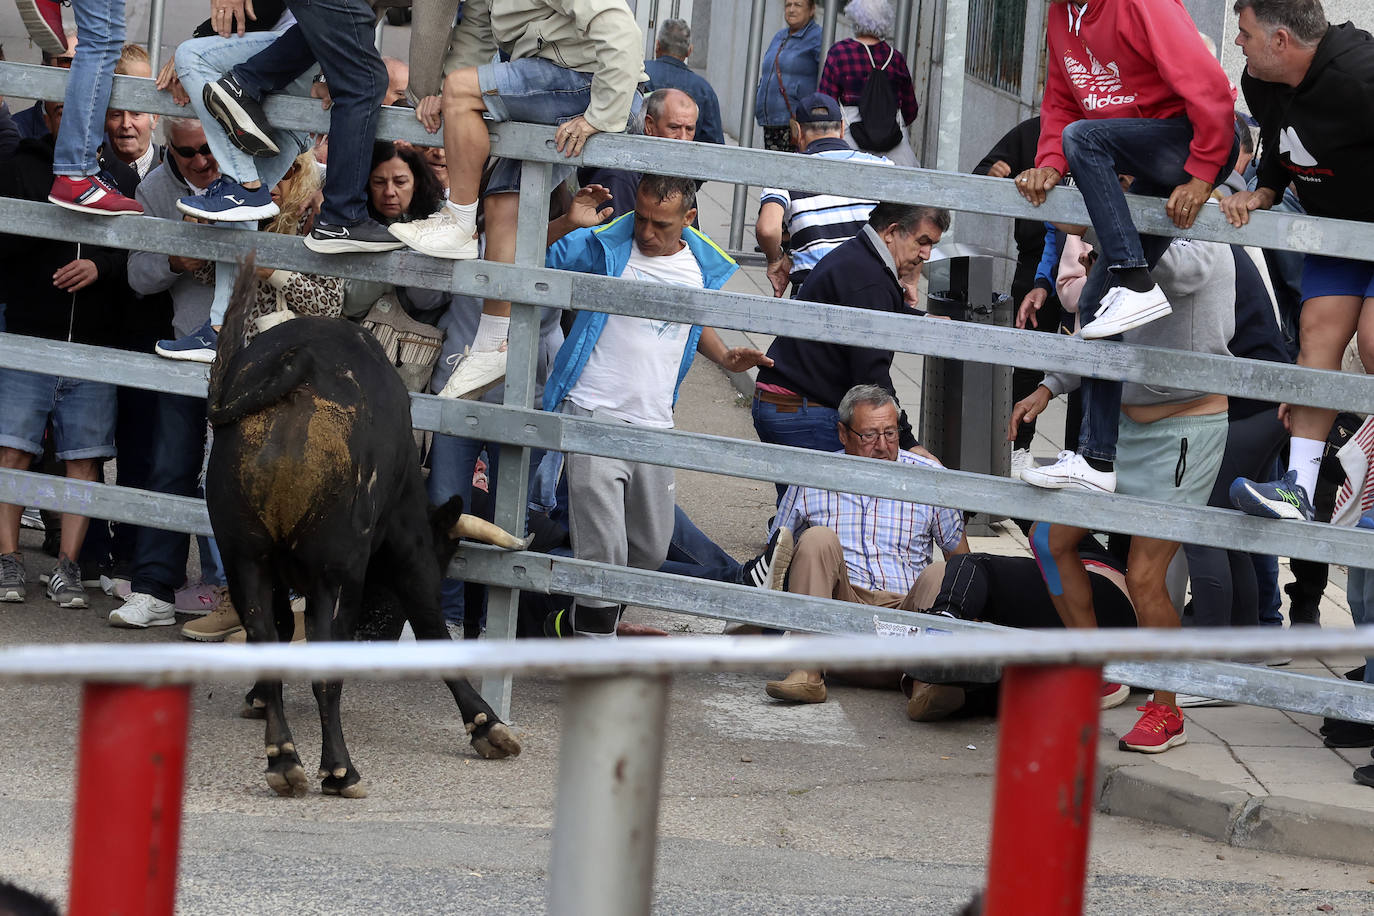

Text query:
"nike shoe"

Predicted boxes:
[[202, 73, 279, 157], [1119, 701, 1187, 753], [1101, 682, 1130, 710], [177, 176, 279, 222], [1229, 470, 1314, 521], [1080, 284, 1172, 340], [16, 0, 68, 56], [49, 174, 143, 215], [304, 218, 405, 254]]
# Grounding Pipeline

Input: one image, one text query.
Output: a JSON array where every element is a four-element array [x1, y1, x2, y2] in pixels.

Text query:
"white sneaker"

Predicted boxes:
[[1080, 284, 1172, 340], [388, 207, 479, 260], [1010, 448, 1033, 480], [109, 592, 176, 629], [437, 345, 508, 399], [1019, 450, 1116, 493]]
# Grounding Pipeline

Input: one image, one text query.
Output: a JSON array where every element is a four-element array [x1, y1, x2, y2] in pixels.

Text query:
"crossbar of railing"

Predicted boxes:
[[3, 199, 1372, 417], [1, 62, 1370, 263], [1, 630, 1372, 681]]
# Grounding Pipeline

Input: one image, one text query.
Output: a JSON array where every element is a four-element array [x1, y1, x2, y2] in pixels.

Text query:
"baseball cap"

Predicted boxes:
[[793, 92, 842, 123]]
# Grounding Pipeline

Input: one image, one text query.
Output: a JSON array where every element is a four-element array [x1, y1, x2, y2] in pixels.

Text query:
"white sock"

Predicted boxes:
[[1287, 436, 1323, 500], [445, 198, 478, 236], [472, 313, 509, 353]]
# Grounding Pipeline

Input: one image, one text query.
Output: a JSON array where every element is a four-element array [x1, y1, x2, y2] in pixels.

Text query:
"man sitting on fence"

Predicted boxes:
[[538, 174, 770, 638], [764, 384, 968, 704], [399, 0, 646, 402]]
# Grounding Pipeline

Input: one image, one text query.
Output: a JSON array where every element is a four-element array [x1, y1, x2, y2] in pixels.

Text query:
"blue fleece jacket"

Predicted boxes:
[[542, 211, 738, 412]]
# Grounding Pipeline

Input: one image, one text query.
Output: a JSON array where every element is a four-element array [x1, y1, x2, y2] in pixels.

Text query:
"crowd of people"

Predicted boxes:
[[0, 0, 1370, 793]]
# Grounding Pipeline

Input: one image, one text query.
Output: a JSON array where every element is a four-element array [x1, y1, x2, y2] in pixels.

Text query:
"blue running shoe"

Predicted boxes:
[[177, 176, 280, 222], [1358, 512, 1374, 530], [156, 320, 218, 364], [1229, 470, 1314, 521]]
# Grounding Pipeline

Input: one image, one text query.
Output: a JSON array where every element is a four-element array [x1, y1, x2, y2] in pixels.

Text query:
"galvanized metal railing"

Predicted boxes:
[[3, 51, 1374, 916]]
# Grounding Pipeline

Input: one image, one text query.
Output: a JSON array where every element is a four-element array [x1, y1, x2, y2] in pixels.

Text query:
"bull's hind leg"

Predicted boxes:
[[232, 561, 308, 796], [305, 579, 366, 797]]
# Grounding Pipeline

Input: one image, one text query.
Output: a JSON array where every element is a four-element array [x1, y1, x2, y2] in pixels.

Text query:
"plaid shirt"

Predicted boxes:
[[776, 451, 965, 594], [818, 39, 918, 125]]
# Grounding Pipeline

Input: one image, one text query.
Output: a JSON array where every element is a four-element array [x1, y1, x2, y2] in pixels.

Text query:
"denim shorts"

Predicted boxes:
[[1115, 412, 1227, 507], [1300, 254, 1374, 302], [0, 368, 117, 459], [477, 57, 642, 195]]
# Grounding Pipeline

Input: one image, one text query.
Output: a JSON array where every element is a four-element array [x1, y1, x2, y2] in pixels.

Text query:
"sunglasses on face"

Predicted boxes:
[[171, 143, 213, 158]]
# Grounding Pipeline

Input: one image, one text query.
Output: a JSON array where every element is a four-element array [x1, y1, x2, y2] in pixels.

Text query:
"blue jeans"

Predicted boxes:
[[1061, 117, 1237, 461], [1345, 567, 1374, 683], [751, 396, 842, 501], [53, 0, 124, 176], [232, 2, 385, 226], [0, 369, 115, 459], [479, 57, 643, 195], [177, 32, 313, 326], [130, 393, 209, 603], [659, 505, 743, 583]]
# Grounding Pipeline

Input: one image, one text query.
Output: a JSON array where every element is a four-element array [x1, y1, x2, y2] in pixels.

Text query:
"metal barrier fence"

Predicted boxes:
[[3, 54, 1374, 916], [2, 63, 1374, 722]]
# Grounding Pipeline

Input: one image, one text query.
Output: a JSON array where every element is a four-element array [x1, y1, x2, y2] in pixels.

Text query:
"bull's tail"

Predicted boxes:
[[206, 252, 314, 428]]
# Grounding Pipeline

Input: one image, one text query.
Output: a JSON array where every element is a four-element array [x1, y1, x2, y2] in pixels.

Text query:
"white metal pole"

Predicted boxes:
[[935, 0, 968, 174], [145, 0, 166, 72], [548, 675, 671, 916]]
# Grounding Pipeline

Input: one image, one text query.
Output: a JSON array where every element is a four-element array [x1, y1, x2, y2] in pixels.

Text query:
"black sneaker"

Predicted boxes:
[[740, 527, 794, 591], [304, 218, 406, 254], [1322, 720, 1374, 748], [0, 552, 25, 602], [1355, 764, 1374, 788], [544, 608, 576, 639], [46, 557, 87, 609], [203, 73, 280, 157]]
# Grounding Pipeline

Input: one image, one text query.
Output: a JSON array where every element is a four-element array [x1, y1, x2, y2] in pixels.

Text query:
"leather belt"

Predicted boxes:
[[753, 388, 808, 412]]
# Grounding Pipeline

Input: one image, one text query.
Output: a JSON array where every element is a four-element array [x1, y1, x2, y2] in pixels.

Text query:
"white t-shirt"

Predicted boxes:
[[567, 242, 704, 427]]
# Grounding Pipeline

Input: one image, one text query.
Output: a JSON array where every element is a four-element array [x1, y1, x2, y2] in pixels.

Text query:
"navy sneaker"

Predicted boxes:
[[303, 218, 405, 254], [1229, 470, 1314, 521], [177, 176, 280, 222], [156, 320, 218, 363], [203, 73, 279, 157]]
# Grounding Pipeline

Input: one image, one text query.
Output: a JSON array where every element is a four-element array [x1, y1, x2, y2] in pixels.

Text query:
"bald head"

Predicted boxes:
[[383, 57, 409, 106], [643, 88, 698, 141]]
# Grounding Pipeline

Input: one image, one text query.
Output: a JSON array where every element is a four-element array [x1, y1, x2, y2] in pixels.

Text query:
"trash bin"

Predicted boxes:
[[918, 256, 1013, 535]]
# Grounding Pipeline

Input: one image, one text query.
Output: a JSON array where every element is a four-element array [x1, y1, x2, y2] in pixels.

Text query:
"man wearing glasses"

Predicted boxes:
[[764, 385, 968, 704]]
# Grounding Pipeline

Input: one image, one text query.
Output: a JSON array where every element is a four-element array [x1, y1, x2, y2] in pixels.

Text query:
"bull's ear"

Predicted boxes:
[[430, 494, 467, 542]]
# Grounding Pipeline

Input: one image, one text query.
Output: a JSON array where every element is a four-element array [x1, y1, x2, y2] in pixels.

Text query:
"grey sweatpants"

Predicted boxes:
[[564, 404, 676, 635]]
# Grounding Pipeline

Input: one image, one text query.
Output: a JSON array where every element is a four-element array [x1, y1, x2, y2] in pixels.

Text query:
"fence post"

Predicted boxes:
[[548, 674, 671, 915], [983, 664, 1101, 916], [68, 682, 191, 916]]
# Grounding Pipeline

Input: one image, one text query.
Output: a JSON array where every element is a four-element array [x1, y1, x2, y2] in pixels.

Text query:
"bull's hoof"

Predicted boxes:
[[264, 743, 308, 797], [469, 716, 522, 759], [319, 766, 367, 798], [239, 697, 267, 720]]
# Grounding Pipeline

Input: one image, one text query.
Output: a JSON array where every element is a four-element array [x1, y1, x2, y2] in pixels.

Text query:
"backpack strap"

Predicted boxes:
[[860, 41, 895, 71]]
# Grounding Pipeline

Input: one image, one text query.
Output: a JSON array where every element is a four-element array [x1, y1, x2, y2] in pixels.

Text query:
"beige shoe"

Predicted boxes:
[[224, 603, 305, 644], [180, 589, 242, 642], [765, 669, 827, 703], [903, 679, 966, 722]]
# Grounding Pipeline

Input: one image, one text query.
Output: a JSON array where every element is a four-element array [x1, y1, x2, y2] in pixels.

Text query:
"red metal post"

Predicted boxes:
[[983, 664, 1102, 916], [68, 683, 192, 916]]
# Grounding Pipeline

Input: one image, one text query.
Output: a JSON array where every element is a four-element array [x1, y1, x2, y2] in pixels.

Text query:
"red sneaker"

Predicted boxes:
[[1119, 701, 1187, 754], [49, 175, 144, 216], [16, 0, 69, 56], [1101, 682, 1130, 710]]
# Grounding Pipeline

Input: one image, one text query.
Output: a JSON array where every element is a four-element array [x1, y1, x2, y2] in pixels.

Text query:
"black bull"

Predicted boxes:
[[205, 260, 521, 798]]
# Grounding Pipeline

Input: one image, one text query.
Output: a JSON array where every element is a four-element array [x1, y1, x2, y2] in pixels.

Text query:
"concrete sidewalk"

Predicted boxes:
[[691, 177, 1374, 866]]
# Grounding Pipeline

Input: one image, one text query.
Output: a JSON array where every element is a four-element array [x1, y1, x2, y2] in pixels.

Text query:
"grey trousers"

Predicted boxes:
[[564, 404, 676, 635]]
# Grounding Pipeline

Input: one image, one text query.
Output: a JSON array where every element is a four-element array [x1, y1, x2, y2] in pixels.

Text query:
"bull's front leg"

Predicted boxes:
[[314, 679, 365, 797]]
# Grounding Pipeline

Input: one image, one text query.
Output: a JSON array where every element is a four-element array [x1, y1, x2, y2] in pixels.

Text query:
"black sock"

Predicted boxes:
[[1110, 266, 1154, 294], [1085, 457, 1114, 473]]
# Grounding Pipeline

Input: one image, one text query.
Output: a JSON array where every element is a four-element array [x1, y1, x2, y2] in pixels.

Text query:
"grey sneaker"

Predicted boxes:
[[46, 557, 87, 608], [0, 552, 25, 602], [303, 218, 405, 254]]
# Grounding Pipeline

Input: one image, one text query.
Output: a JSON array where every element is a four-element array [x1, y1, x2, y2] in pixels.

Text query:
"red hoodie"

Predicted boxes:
[[1035, 0, 1235, 184]]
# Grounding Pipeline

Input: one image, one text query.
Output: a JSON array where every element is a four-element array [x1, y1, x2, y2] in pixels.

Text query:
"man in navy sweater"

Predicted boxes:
[[753, 201, 949, 495]]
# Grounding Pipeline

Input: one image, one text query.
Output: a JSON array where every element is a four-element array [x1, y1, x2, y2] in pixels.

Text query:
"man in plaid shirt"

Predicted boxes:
[[765, 385, 968, 703]]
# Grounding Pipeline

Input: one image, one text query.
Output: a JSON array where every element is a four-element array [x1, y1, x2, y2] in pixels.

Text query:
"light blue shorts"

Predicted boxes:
[[1115, 412, 1227, 507]]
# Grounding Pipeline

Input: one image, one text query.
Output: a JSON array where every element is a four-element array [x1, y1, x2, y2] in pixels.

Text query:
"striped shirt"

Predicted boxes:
[[775, 451, 966, 594], [759, 137, 892, 286]]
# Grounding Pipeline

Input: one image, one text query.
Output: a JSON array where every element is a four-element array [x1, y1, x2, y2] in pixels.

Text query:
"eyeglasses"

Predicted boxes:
[[171, 143, 213, 159], [843, 423, 900, 445]]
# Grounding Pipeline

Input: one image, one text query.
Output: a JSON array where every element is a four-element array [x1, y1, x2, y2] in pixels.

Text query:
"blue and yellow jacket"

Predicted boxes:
[[542, 211, 738, 413]]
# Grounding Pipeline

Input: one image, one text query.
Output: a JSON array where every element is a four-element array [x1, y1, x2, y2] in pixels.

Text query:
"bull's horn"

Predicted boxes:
[[450, 514, 535, 550]]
